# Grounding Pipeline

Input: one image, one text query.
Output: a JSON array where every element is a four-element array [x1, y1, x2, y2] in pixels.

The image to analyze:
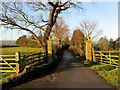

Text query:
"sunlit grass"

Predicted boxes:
[[0, 47, 42, 55], [90, 65, 118, 88]]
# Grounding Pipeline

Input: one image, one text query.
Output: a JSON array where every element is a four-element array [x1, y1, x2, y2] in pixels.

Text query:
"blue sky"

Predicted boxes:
[[0, 2, 118, 41], [61, 2, 118, 40]]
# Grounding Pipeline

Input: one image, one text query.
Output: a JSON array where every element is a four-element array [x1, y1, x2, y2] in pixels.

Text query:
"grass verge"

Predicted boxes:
[[90, 64, 119, 89], [75, 55, 119, 89]]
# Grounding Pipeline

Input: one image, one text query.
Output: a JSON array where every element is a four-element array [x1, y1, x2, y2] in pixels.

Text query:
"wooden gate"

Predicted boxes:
[[0, 52, 19, 73], [95, 51, 119, 67]]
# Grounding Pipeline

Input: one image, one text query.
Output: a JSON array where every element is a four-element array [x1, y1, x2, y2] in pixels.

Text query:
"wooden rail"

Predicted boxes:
[[20, 52, 46, 70], [95, 51, 119, 67]]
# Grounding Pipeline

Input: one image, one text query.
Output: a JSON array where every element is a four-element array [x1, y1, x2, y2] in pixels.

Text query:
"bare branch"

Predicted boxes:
[[79, 19, 102, 41], [48, 1, 54, 7], [35, 8, 50, 11], [0, 1, 83, 48], [58, 1, 69, 7]]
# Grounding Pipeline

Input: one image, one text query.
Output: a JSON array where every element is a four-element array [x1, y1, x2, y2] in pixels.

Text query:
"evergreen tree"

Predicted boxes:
[[71, 29, 85, 56], [108, 38, 116, 50], [98, 36, 109, 51]]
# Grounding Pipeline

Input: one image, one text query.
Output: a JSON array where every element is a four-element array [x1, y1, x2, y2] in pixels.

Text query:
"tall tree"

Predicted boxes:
[[63, 37, 70, 45], [0, 1, 82, 49], [71, 30, 85, 46], [114, 37, 120, 50], [79, 19, 102, 41], [108, 38, 116, 50], [51, 18, 69, 46], [71, 29, 85, 56]]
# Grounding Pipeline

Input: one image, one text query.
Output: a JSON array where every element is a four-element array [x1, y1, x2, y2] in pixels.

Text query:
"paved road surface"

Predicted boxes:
[[13, 50, 112, 88]]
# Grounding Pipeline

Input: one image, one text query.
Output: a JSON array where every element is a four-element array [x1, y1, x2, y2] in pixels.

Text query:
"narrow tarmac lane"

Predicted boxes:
[[13, 50, 112, 88]]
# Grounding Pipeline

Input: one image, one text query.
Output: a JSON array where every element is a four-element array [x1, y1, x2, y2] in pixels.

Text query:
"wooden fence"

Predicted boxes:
[[0, 52, 46, 74], [20, 52, 46, 71], [95, 51, 119, 67]]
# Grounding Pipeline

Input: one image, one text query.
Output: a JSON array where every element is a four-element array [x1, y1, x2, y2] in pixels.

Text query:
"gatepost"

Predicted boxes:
[[85, 36, 95, 62], [15, 52, 20, 74], [47, 37, 52, 61]]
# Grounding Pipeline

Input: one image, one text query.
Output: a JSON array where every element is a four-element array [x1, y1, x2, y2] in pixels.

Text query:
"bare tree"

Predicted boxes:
[[79, 19, 102, 41], [0, 1, 83, 49], [51, 18, 69, 46]]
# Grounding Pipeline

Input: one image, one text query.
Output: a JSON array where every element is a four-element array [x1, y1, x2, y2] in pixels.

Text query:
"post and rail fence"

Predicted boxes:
[[0, 52, 46, 74], [0, 39, 52, 74], [94, 51, 119, 67], [86, 36, 119, 67], [20, 52, 46, 72]]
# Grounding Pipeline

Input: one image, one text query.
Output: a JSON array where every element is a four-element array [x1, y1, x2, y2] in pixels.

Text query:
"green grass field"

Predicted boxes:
[[1, 47, 42, 55]]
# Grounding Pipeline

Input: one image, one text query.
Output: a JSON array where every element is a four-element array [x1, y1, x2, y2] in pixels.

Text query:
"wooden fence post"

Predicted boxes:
[[32, 55, 34, 66], [41, 49, 46, 62], [109, 52, 111, 66], [23, 55, 26, 69], [100, 53, 103, 64], [92, 47, 96, 62], [39, 53, 41, 63], [16, 52, 20, 74]]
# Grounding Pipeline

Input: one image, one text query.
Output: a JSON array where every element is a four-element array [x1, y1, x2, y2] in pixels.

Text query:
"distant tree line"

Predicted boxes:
[[16, 18, 70, 49], [16, 18, 119, 53], [16, 34, 43, 48], [93, 36, 120, 51]]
